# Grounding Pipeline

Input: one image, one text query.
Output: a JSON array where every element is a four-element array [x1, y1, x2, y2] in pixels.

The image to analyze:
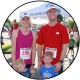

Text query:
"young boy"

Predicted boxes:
[[15, 58, 30, 77], [40, 51, 58, 79]]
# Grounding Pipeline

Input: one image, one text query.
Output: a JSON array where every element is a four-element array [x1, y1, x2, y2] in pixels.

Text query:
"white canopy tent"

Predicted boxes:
[[20, 2, 70, 24], [31, 18, 49, 24], [20, 2, 69, 18]]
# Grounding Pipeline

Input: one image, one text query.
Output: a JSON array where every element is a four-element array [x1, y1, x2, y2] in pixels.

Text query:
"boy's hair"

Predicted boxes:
[[43, 51, 53, 59], [15, 58, 25, 65]]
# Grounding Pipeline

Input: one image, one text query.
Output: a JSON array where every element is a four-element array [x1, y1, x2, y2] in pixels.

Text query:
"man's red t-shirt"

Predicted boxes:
[[37, 23, 69, 65], [13, 23, 19, 30]]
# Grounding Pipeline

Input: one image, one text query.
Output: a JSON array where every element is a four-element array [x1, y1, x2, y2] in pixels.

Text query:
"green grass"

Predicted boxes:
[[2, 44, 11, 52], [1, 44, 40, 52]]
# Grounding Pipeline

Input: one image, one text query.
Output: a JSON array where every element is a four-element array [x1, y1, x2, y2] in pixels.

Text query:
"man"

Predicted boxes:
[[57, 14, 63, 23], [13, 19, 19, 30], [37, 4, 69, 74]]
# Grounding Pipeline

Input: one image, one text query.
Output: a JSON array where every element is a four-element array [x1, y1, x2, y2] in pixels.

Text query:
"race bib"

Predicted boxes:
[[20, 48, 31, 60], [45, 47, 57, 58]]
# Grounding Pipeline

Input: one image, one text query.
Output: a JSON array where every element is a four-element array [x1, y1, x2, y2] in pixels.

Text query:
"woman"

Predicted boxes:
[[11, 13, 37, 74]]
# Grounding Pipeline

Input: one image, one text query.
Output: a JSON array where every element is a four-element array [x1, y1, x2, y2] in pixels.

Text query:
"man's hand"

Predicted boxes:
[[54, 62, 62, 72]]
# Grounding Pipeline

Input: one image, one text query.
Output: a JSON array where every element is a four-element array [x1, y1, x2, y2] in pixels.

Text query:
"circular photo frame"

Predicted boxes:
[[1, 1, 79, 79]]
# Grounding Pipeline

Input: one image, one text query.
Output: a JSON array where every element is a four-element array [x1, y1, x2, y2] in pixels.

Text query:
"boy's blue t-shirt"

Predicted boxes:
[[20, 68, 30, 77], [40, 65, 58, 79]]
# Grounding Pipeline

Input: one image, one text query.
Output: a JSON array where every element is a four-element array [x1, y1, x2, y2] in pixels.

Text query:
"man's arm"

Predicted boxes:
[[37, 27, 44, 69], [60, 44, 68, 60], [37, 44, 42, 69], [55, 43, 68, 72], [54, 25, 69, 72]]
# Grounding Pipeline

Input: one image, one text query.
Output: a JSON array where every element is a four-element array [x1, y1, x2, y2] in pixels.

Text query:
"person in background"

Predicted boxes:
[[9, 27, 13, 38], [13, 19, 19, 30], [67, 34, 75, 58], [1, 35, 4, 45], [73, 27, 79, 49], [57, 14, 63, 23]]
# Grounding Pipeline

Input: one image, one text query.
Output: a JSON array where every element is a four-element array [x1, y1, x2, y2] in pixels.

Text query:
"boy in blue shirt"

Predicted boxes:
[[40, 51, 58, 79], [15, 58, 30, 77]]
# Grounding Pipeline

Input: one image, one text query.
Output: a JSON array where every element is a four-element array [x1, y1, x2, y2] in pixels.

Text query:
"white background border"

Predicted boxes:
[[0, 0, 80, 80]]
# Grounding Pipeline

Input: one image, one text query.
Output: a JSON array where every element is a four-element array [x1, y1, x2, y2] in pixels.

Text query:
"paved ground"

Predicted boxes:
[[2, 31, 11, 44]]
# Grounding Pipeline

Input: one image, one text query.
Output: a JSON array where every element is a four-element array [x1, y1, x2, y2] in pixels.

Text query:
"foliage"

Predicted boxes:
[[2, 44, 11, 52], [66, 20, 75, 29], [4, 19, 13, 29]]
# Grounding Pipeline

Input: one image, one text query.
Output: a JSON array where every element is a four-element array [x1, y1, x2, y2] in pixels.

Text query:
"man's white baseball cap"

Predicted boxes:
[[20, 12, 30, 19], [46, 5, 58, 12]]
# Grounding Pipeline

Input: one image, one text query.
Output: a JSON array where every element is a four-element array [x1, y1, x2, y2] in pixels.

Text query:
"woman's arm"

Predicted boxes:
[[11, 30, 18, 70], [31, 31, 37, 67]]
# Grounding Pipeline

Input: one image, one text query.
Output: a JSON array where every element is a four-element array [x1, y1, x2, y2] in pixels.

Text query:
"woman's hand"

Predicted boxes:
[[12, 63, 17, 71], [30, 65, 35, 76], [30, 65, 34, 70], [12, 64, 20, 73], [30, 69, 35, 76]]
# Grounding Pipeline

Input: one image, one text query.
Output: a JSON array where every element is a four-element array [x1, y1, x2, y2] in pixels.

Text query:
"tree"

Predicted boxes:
[[67, 20, 74, 29], [4, 19, 13, 30]]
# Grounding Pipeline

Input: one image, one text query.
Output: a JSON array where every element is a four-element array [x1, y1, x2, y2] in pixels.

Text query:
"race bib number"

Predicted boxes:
[[20, 48, 31, 60], [45, 47, 57, 58]]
